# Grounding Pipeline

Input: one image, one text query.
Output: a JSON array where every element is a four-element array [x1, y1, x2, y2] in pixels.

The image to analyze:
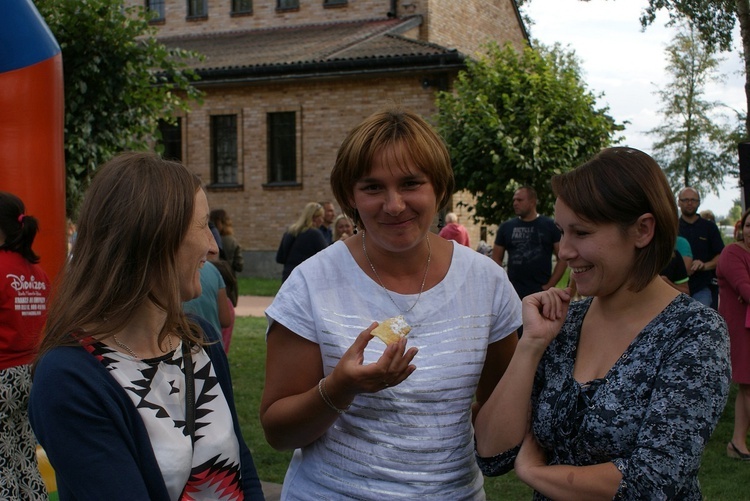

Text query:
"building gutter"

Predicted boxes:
[[188, 52, 465, 87]]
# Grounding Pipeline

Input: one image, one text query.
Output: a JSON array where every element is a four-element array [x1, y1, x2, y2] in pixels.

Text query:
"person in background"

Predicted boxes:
[[716, 208, 750, 461], [209, 210, 241, 350], [275, 202, 328, 282], [318, 201, 336, 245], [438, 212, 470, 247], [493, 186, 567, 300], [260, 108, 521, 499], [700, 209, 716, 223], [660, 248, 690, 295], [332, 214, 354, 242], [678, 187, 724, 308], [210, 209, 244, 281], [476, 240, 493, 257], [474, 147, 730, 499], [0, 192, 49, 500], [29, 152, 264, 500], [676, 234, 693, 274], [183, 260, 232, 350]]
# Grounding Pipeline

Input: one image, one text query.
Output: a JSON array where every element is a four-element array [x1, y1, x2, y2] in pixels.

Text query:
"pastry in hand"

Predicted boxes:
[[371, 315, 411, 345]]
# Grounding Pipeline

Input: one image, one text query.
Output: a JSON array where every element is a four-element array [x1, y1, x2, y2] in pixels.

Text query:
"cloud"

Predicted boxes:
[[523, 0, 746, 217]]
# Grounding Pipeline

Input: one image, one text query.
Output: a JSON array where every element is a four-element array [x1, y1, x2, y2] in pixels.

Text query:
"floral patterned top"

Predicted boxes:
[[477, 294, 731, 500]]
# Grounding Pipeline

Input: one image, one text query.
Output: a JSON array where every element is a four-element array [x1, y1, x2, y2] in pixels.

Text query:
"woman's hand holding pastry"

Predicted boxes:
[[520, 287, 571, 352], [328, 322, 418, 400]]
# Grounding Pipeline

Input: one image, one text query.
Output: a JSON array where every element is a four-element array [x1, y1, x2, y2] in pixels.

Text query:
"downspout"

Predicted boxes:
[[388, 0, 397, 18]]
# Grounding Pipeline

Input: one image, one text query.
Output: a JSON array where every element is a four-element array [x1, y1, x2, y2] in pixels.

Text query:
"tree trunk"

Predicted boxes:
[[736, 0, 750, 136]]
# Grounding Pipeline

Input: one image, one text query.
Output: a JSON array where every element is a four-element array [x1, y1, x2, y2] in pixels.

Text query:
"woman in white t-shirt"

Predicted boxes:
[[261, 108, 522, 500]]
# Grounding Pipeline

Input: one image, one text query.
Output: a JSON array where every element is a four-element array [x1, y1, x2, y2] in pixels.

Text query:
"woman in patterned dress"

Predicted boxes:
[[0, 192, 49, 500], [29, 153, 264, 500], [474, 147, 731, 499]]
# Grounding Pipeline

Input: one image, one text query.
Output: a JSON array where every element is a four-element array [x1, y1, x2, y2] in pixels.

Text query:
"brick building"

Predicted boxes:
[[126, 0, 527, 277]]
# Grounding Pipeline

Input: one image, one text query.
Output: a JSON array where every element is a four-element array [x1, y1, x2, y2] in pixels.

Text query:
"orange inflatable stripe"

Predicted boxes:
[[0, 54, 67, 281]]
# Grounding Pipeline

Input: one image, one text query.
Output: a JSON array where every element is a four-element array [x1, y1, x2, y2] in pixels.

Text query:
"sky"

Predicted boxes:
[[522, 0, 746, 218]]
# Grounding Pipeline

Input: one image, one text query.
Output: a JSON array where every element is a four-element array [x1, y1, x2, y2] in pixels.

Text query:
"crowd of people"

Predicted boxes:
[[4, 106, 748, 500]]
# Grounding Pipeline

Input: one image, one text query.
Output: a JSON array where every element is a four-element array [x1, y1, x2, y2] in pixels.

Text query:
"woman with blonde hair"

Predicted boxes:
[[275, 202, 327, 282], [332, 213, 354, 242]]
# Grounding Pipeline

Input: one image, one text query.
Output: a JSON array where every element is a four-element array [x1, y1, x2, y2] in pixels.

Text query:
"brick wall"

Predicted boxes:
[[422, 0, 526, 55], [185, 75, 444, 276], [127, 0, 526, 51], [128, 0, 399, 37], [121, 0, 526, 276]]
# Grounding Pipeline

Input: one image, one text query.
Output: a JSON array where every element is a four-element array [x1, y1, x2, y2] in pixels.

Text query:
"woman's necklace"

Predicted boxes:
[[112, 333, 174, 359], [361, 230, 431, 314]]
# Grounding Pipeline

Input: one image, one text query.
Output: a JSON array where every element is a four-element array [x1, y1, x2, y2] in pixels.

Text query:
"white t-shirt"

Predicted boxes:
[[266, 240, 522, 500]]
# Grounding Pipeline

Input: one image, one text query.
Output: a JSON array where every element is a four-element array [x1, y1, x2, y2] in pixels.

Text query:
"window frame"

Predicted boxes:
[[265, 111, 299, 187], [276, 0, 299, 12], [210, 113, 242, 187], [231, 0, 253, 15], [157, 117, 183, 162], [186, 0, 208, 19], [146, 0, 165, 21]]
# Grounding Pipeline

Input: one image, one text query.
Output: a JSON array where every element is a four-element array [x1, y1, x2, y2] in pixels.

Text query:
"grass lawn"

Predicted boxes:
[[237, 277, 281, 297], [230, 316, 748, 500]]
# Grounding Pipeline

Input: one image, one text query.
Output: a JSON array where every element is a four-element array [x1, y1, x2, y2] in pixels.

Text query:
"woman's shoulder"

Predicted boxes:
[[656, 294, 727, 342], [33, 344, 108, 389], [721, 241, 747, 256]]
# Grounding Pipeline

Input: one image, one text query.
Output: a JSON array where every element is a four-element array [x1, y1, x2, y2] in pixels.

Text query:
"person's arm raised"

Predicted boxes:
[[474, 288, 571, 457]]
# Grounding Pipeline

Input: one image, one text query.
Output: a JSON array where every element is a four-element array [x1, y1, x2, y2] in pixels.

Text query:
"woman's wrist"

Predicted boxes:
[[318, 377, 349, 414], [319, 375, 355, 413]]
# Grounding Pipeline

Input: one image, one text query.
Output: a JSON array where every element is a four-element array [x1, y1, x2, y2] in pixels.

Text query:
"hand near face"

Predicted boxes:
[[520, 287, 571, 352], [330, 322, 418, 397]]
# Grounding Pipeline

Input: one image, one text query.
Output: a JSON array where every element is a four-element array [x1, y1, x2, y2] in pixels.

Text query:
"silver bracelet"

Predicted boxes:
[[318, 377, 349, 414]]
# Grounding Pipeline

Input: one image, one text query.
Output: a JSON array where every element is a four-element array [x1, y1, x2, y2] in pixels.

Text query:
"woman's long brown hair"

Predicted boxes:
[[35, 152, 205, 369]]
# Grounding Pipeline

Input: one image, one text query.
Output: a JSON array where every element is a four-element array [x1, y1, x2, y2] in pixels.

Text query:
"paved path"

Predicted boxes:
[[235, 295, 274, 317], [233, 296, 281, 499], [260, 480, 282, 500]]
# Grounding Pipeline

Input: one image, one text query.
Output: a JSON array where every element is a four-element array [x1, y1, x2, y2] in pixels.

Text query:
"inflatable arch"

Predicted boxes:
[[0, 0, 66, 280]]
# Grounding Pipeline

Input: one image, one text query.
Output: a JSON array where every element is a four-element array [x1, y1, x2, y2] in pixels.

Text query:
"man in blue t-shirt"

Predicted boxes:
[[677, 187, 724, 308], [492, 187, 566, 301]]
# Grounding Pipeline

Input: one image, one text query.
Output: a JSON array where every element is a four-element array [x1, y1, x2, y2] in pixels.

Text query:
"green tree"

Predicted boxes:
[[36, 0, 202, 216], [649, 23, 740, 194], [436, 42, 623, 225], [727, 198, 743, 223]]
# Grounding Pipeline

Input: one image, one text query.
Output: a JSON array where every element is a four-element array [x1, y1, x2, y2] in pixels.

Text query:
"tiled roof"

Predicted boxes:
[[159, 16, 464, 79]]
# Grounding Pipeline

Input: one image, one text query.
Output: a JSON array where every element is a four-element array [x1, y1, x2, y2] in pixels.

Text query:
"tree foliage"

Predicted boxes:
[[35, 0, 203, 216], [577, 0, 750, 137], [436, 42, 623, 226], [649, 24, 741, 194]]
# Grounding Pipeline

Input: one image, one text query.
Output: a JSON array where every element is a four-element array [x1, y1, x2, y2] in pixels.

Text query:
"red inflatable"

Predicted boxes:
[[0, 0, 66, 281]]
